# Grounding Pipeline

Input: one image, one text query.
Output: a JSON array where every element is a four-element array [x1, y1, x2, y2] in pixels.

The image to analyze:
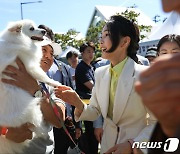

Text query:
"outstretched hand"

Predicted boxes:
[[54, 85, 84, 114], [54, 85, 80, 106]]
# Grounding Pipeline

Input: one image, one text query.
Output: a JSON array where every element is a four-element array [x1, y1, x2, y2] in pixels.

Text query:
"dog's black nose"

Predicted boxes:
[[41, 30, 46, 35]]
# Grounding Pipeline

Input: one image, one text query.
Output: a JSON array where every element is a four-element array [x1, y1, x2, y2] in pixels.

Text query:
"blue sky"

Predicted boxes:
[[0, 0, 170, 36]]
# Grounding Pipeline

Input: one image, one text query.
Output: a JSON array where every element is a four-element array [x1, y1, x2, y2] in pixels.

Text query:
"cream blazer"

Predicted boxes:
[[76, 58, 156, 153]]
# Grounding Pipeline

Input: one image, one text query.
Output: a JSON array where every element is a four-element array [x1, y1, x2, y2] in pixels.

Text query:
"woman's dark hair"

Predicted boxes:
[[79, 42, 95, 53], [105, 15, 139, 63], [157, 34, 180, 53], [66, 51, 79, 60], [38, 24, 54, 41]]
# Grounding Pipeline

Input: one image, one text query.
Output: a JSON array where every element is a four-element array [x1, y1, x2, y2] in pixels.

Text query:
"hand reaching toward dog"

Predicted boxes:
[[54, 85, 85, 115], [1, 58, 41, 96], [55, 86, 84, 108]]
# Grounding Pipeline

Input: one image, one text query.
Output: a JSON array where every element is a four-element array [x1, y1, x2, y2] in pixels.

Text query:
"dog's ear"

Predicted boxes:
[[8, 24, 22, 33]]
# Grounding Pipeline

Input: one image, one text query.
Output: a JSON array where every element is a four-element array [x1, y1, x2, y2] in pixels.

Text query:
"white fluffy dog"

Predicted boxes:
[[0, 19, 61, 153]]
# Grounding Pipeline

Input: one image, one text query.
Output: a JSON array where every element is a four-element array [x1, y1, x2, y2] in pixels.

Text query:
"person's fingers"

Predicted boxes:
[[26, 123, 35, 130], [100, 132, 102, 142], [54, 90, 62, 98], [16, 57, 26, 71], [105, 146, 117, 154], [1, 78, 17, 86], [95, 134, 100, 142], [134, 81, 142, 94], [139, 69, 180, 92], [139, 81, 180, 103], [4, 65, 19, 74], [26, 129, 33, 140], [140, 53, 180, 78], [75, 131, 81, 139], [57, 85, 71, 91], [2, 71, 18, 80]]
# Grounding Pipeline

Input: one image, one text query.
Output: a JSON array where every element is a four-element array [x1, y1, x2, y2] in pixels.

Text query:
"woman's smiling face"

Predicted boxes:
[[159, 41, 180, 55], [99, 25, 112, 59]]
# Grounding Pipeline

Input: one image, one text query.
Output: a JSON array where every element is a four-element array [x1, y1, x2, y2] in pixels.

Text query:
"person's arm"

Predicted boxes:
[[93, 116, 103, 143], [54, 85, 85, 117], [0, 123, 33, 143], [55, 68, 103, 121], [84, 80, 94, 90], [40, 98, 65, 128], [75, 65, 94, 90], [105, 141, 133, 154]]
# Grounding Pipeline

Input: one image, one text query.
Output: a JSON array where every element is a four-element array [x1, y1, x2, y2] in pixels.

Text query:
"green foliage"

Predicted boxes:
[[86, 20, 106, 58], [54, 9, 152, 59], [54, 29, 84, 51], [86, 9, 152, 47], [86, 21, 106, 46], [121, 10, 152, 40], [121, 10, 139, 22]]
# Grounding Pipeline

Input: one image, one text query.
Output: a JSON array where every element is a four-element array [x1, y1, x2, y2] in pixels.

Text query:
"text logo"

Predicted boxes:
[[164, 138, 179, 152], [132, 138, 179, 152]]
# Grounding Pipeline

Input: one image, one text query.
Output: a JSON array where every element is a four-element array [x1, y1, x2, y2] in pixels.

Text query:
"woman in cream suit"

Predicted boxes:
[[55, 15, 156, 154]]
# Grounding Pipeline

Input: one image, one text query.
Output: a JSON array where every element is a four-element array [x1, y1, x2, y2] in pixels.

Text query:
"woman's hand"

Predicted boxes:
[[55, 86, 84, 108], [55, 85, 84, 116], [94, 127, 103, 143], [1, 58, 40, 96], [105, 141, 132, 154], [5, 123, 34, 143], [75, 128, 81, 139]]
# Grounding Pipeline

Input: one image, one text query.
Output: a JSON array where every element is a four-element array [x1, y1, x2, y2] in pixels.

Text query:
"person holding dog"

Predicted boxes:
[[38, 25, 82, 154], [0, 37, 65, 154]]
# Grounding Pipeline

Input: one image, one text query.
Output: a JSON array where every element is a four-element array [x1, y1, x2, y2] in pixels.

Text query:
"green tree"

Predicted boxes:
[[86, 9, 152, 58], [121, 10, 152, 40], [54, 29, 84, 51], [85, 20, 106, 59], [54, 9, 152, 59]]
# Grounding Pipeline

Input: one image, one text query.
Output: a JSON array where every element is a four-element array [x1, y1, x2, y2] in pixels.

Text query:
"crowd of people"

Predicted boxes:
[[0, 0, 180, 153]]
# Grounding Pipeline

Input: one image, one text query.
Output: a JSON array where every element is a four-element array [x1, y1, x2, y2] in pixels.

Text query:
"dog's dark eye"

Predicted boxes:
[[30, 27, 34, 31]]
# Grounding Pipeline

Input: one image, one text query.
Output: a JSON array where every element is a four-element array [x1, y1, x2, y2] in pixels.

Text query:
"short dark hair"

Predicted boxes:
[[157, 34, 180, 54], [38, 24, 54, 41], [79, 42, 95, 53], [105, 15, 139, 63], [66, 51, 79, 59]]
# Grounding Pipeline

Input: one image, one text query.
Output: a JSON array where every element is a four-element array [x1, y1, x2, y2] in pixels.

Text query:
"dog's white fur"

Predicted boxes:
[[0, 19, 61, 153]]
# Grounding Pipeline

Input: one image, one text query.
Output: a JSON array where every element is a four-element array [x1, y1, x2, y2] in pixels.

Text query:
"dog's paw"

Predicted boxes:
[[47, 80, 61, 87]]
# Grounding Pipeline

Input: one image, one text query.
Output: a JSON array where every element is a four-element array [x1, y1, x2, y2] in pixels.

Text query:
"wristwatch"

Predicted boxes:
[[33, 89, 43, 98]]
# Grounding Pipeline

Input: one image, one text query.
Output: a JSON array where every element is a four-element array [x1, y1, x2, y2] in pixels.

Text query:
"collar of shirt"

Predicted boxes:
[[108, 57, 128, 119], [109, 57, 128, 78]]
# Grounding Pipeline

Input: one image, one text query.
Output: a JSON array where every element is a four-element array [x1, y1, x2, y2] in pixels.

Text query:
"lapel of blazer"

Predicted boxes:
[[113, 58, 136, 124], [98, 66, 111, 118]]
